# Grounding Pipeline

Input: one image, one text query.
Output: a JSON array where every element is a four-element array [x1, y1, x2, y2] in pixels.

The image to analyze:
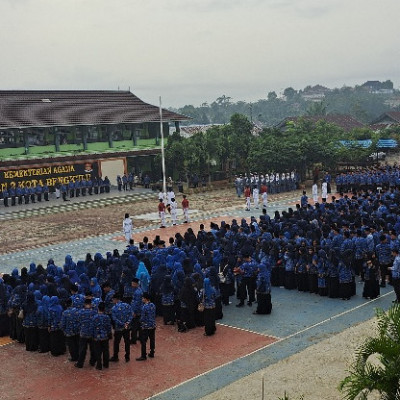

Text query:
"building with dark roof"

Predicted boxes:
[[0, 90, 189, 190], [370, 111, 400, 130]]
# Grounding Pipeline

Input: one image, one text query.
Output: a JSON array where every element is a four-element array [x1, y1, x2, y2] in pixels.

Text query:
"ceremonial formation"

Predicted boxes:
[[1, 165, 400, 374]]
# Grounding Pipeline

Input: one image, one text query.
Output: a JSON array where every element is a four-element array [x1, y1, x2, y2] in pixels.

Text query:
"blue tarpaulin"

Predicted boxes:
[[339, 139, 397, 149]]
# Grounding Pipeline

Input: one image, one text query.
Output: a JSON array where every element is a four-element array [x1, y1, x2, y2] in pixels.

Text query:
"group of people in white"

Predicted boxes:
[[312, 179, 329, 203]]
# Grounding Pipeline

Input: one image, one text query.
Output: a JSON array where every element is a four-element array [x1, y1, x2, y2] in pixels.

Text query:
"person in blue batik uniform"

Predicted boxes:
[[110, 293, 132, 362], [75, 298, 96, 368], [48, 296, 66, 356], [22, 292, 39, 351], [92, 302, 112, 370], [202, 278, 216, 336], [61, 298, 80, 362], [136, 292, 156, 361], [253, 262, 272, 315]]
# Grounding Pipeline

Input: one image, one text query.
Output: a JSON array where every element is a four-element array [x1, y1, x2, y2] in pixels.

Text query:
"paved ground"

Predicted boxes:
[[0, 189, 392, 400]]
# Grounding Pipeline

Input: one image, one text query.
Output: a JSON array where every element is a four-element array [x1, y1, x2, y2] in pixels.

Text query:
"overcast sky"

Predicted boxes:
[[1, 0, 399, 107]]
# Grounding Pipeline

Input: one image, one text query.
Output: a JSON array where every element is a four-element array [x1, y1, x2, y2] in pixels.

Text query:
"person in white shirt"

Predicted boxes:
[[312, 182, 318, 203], [252, 187, 259, 209], [170, 198, 178, 225], [262, 190, 268, 210], [167, 189, 175, 206], [122, 213, 133, 243], [321, 180, 328, 202]]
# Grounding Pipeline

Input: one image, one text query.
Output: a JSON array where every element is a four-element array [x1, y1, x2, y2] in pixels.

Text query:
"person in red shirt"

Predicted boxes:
[[244, 186, 251, 211], [181, 195, 189, 223], [158, 199, 166, 228]]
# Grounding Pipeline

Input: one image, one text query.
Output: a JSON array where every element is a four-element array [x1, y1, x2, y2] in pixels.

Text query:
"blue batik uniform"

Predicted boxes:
[[131, 287, 143, 315], [71, 293, 85, 309], [78, 308, 96, 338], [92, 313, 112, 341], [61, 307, 80, 337], [111, 302, 133, 331], [140, 302, 156, 329], [104, 290, 115, 315]]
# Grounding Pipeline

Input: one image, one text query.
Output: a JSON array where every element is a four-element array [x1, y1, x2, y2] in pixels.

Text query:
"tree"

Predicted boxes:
[[283, 87, 297, 100], [268, 91, 278, 101], [339, 305, 400, 400], [306, 101, 327, 116]]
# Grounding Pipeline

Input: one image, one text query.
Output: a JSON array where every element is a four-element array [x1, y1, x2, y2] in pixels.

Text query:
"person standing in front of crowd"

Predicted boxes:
[[136, 292, 156, 361], [252, 184, 259, 209], [130, 278, 143, 345], [321, 179, 328, 202], [22, 292, 39, 352], [61, 298, 79, 362], [389, 247, 400, 303], [110, 293, 132, 362], [244, 186, 251, 211], [253, 261, 272, 315], [236, 254, 257, 307], [182, 195, 189, 223], [300, 191, 308, 208], [122, 174, 128, 191], [116, 175, 122, 192], [312, 181, 318, 203], [75, 298, 96, 368], [122, 213, 133, 244], [170, 198, 178, 226], [92, 302, 112, 370], [158, 199, 166, 228], [48, 296, 66, 357], [202, 278, 216, 336], [376, 234, 392, 288]]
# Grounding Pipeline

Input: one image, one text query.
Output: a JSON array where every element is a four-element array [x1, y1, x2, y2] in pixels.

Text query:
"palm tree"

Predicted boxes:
[[339, 305, 400, 400]]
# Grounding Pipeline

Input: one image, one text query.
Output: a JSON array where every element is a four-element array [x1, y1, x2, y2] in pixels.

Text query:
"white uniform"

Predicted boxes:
[[123, 217, 133, 243], [253, 187, 259, 209], [170, 200, 178, 225], [167, 190, 175, 205], [312, 183, 318, 203], [321, 182, 328, 200], [262, 191, 268, 209]]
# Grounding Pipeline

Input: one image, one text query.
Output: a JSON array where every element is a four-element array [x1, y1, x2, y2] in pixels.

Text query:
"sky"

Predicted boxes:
[[0, 0, 399, 107]]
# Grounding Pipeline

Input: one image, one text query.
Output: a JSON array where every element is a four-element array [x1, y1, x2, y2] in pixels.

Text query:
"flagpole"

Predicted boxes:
[[159, 96, 167, 194]]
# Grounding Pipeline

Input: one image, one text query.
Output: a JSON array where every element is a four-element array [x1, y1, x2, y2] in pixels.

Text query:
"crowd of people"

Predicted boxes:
[[1, 176, 112, 207], [234, 171, 302, 198], [2, 164, 400, 372]]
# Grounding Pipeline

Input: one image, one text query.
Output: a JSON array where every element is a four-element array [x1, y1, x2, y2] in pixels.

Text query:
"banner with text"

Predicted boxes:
[[0, 161, 99, 190]]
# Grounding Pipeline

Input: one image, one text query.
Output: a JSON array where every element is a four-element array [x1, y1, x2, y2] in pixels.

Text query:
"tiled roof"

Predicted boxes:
[[275, 114, 365, 132], [0, 90, 189, 129], [370, 111, 400, 125]]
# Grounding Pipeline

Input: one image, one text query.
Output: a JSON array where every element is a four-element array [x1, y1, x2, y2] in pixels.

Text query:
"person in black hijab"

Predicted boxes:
[[178, 277, 198, 332]]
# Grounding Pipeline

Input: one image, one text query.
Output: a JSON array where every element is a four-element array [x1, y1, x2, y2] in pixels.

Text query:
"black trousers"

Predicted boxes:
[[94, 339, 109, 368], [50, 329, 65, 356], [239, 277, 255, 303], [113, 329, 130, 359], [77, 336, 95, 366], [139, 328, 155, 358], [204, 308, 216, 336], [38, 327, 50, 352], [66, 335, 79, 361], [24, 327, 39, 351], [131, 315, 140, 342]]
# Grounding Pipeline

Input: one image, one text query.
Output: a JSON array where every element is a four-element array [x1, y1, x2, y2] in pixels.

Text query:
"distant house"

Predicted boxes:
[[301, 85, 331, 102], [370, 111, 400, 131], [361, 80, 394, 94], [275, 114, 365, 132]]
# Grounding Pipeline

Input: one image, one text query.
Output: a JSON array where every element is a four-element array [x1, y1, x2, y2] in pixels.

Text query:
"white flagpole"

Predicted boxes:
[[159, 96, 167, 194]]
